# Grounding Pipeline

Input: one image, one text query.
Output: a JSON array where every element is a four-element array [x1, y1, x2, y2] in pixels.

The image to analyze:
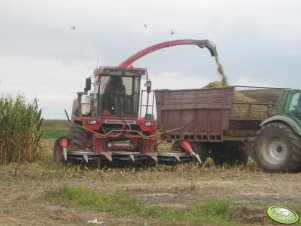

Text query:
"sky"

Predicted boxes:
[[0, 0, 301, 119]]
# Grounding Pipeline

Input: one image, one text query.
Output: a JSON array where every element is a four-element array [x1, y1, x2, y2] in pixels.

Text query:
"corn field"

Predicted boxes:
[[0, 95, 43, 164]]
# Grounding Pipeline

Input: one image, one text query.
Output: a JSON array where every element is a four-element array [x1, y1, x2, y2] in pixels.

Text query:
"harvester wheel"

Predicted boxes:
[[53, 138, 65, 163], [254, 123, 301, 172], [69, 125, 85, 148]]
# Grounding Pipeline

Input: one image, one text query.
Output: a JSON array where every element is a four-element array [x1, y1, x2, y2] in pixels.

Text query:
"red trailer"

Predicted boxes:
[[155, 86, 284, 165]]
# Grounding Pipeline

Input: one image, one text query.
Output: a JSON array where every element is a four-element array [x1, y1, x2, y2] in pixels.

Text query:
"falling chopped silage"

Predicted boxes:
[[0, 95, 43, 164], [214, 56, 228, 86]]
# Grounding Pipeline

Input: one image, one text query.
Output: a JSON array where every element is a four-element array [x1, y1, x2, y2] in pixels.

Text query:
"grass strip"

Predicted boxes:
[[41, 128, 69, 139], [45, 185, 241, 226]]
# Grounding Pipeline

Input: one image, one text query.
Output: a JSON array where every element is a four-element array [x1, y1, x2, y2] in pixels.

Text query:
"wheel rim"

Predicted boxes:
[[266, 138, 288, 163]]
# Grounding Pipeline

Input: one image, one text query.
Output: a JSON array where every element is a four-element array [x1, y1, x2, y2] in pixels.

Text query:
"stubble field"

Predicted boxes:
[[1, 136, 301, 226]]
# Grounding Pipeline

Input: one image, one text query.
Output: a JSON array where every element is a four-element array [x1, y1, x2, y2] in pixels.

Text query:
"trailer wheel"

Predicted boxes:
[[235, 149, 248, 166], [254, 123, 301, 172], [211, 144, 248, 166]]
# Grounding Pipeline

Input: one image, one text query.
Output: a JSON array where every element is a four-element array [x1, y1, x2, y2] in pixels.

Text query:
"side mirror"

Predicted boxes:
[[145, 80, 152, 93], [84, 78, 91, 92]]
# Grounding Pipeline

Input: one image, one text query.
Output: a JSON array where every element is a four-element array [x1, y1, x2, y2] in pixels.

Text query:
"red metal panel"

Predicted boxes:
[[195, 110, 209, 132], [208, 110, 222, 134]]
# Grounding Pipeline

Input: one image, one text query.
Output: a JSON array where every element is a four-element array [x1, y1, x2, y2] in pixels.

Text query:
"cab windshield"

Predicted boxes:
[[95, 75, 141, 116]]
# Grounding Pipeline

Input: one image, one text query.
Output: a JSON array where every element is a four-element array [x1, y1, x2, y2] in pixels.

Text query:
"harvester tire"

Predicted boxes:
[[69, 125, 85, 148], [53, 138, 65, 163], [254, 123, 301, 172]]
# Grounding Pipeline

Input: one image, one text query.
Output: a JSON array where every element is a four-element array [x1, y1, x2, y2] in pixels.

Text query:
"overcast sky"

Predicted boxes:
[[1, 0, 301, 119]]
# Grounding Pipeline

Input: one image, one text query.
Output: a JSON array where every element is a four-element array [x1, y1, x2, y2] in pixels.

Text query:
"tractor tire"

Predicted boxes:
[[69, 125, 85, 148], [254, 123, 301, 172], [211, 143, 248, 166], [191, 142, 209, 163]]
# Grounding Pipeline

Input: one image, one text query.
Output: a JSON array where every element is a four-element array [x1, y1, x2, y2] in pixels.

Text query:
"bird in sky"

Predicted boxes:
[[144, 24, 147, 28], [70, 26, 76, 30], [170, 29, 176, 35]]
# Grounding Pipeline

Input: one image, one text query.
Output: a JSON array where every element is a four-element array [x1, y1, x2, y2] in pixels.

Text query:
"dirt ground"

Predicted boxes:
[[0, 140, 301, 226]]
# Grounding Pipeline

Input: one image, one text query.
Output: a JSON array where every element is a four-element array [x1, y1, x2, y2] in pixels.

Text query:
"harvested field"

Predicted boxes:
[[0, 138, 301, 226]]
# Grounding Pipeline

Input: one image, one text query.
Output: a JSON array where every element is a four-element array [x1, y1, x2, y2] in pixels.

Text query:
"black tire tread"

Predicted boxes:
[[254, 123, 301, 172], [53, 138, 65, 163], [69, 125, 85, 148], [210, 142, 248, 166]]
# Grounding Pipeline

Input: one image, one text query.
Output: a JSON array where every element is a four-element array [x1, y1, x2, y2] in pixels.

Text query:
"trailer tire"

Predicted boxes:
[[211, 144, 248, 166], [254, 123, 301, 172]]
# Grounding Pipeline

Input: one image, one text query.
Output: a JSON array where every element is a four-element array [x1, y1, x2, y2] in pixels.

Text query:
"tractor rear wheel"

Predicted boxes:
[[254, 123, 301, 172]]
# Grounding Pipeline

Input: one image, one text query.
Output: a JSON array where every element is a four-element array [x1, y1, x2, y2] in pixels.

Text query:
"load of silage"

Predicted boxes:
[[203, 81, 268, 120], [0, 95, 43, 164]]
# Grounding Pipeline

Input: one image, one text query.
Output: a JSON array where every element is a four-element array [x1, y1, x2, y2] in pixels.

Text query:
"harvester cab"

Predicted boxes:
[[91, 67, 146, 118]]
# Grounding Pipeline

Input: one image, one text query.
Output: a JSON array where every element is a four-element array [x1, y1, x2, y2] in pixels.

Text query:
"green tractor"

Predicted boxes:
[[254, 89, 301, 172]]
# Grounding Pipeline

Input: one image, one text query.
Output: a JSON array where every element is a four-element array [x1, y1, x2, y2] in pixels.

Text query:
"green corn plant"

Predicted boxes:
[[0, 95, 43, 164]]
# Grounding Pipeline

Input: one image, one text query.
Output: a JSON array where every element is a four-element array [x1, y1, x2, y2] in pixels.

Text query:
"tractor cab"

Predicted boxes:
[[276, 89, 301, 119]]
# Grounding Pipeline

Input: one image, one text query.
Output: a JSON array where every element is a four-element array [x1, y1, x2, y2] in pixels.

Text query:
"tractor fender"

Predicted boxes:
[[260, 115, 301, 136]]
